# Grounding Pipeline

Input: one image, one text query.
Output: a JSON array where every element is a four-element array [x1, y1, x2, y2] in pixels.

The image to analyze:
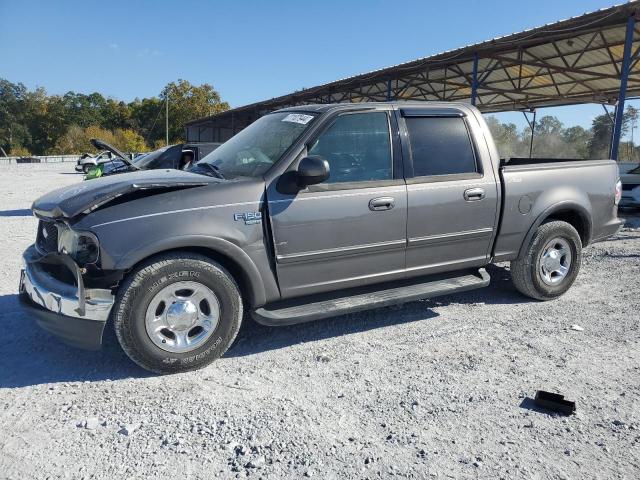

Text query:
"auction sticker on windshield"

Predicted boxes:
[[282, 113, 314, 125]]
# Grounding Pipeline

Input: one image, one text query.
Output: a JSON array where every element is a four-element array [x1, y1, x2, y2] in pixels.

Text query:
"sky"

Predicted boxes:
[[0, 0, 638, 134]]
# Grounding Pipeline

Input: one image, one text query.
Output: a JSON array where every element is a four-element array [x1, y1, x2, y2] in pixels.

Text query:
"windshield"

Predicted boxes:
[[196, 112, 316, 178]]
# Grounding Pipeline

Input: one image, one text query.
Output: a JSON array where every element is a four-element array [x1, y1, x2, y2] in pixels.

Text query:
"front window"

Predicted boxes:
[[196, 112, 317, 178], [308, 112, 392, 183]]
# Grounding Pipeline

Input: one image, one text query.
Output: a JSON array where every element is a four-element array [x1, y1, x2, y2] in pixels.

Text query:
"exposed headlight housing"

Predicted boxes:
[[58, 227, 100, 266]]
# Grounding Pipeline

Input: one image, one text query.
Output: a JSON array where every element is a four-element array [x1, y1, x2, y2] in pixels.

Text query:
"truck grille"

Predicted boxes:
[[36, 220, 59, 253]]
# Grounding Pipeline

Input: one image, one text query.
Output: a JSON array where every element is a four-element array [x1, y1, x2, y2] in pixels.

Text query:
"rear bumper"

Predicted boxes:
[[592, 217, 624, 243], [19, 245, 114, 350]]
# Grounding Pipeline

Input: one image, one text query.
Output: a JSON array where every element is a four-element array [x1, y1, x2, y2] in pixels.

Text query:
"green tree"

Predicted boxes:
[[22, 89, 69, 154], [61, 91, 106, 127], [101, 99, 132, 131], [485, 115, 521, 158], [113, 128, 147, 152], [0, 79, 30, 154], [162, 79, 229, 143], [0, 76, 229, 154], [54, 125, 116, 154], [563, 126, 591, 158], [588, 113, 614, 159], [129, 96, 164, 146]]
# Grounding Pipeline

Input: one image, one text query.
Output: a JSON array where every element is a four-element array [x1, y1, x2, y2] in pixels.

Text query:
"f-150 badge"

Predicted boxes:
[[234, 212, 262, 225]]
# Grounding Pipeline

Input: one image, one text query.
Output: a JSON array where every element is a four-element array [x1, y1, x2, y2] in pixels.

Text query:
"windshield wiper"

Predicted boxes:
[[195, 162, 225, 179]]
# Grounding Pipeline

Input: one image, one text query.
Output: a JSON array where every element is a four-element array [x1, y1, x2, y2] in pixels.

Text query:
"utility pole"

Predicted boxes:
[[165, 90, 169, 146]]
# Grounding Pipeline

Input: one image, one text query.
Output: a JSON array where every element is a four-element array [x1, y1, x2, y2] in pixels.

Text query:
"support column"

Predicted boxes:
[[386, 78, 393, 101], [471, 52, 479, 106], [522, 110, 537, 158], [611, 13, 636, 160]]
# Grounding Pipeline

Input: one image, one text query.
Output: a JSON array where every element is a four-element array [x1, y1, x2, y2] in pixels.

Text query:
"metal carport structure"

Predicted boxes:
[[186, 2, 640, 160]]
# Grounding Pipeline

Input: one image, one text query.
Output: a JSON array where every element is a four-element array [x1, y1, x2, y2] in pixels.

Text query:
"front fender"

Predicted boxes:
[[113, 235, 268, 307]]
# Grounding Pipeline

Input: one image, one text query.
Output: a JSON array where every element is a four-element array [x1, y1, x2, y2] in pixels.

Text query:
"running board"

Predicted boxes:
[[252, 268, 490, 326]]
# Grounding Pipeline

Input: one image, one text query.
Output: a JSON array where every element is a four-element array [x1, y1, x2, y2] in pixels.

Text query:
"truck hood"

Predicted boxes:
[[90, 138, 137, 169], [32, 169, 216, 219]]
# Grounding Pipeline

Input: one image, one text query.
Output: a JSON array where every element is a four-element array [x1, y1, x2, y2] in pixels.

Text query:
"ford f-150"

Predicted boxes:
[[19, 102, 624, 373]]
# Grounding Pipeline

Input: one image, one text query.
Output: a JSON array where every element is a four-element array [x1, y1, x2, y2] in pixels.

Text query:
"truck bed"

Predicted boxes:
[[500, 157, 607, 167], [492, 158, 621, 262]]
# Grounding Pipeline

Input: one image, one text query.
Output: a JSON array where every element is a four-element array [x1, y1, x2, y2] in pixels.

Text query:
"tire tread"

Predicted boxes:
[[510, 220, 582, 301], [112, 252, 242, 374]]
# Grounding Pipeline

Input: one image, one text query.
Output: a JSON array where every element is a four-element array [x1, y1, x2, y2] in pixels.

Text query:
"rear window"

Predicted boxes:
[[405, 117, 478, 177]]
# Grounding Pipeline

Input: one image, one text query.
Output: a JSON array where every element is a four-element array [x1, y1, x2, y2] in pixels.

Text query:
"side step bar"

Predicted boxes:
[[252, 268, 490, 326]]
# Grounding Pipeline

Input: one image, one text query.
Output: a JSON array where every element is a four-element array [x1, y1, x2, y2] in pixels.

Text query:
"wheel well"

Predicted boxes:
[[127, 246, 256, 307], [545, 210, 590, 245]]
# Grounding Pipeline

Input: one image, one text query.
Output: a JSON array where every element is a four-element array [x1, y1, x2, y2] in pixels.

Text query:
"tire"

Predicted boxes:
[[510, 220, 582, 301], [82, 163, 93, 173], [112, 252, 243, 374]]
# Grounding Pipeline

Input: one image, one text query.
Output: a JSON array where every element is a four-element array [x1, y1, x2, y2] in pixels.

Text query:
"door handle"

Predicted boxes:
[[463, 188, 485, 201], [369, 196, 395, 211]]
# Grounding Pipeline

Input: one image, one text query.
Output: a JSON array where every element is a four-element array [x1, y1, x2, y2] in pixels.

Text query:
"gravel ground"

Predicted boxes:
[[0, 163, 639, 480]]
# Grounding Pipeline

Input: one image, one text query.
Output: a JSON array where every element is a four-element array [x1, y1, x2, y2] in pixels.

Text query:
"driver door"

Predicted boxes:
[[266, 109, 407, 299]]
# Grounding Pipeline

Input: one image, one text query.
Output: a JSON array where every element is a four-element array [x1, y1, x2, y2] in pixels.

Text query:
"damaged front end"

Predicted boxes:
[[19, 220, 117, 350], [21, 169, 217, 349]]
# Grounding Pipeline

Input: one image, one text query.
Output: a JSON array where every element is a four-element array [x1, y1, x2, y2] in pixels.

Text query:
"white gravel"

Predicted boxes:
[[0, 163, 639, 479]]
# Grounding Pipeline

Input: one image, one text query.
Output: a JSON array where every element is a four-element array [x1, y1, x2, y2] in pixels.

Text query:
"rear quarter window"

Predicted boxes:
[[405, 116, 478, 177]]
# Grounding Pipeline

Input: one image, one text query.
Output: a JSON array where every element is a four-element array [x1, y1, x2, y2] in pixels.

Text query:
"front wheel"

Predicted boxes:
[[510, 220, 582, 301], [82, 163, 93, 173], [112, 252, 243, 373]]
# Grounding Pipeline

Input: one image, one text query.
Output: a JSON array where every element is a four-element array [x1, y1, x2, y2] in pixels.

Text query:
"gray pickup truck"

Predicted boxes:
[[19, 102, 623, 373]]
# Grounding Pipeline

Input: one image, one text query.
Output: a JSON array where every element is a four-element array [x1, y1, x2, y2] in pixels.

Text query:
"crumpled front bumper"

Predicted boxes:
[[19, 245, 115, 350]]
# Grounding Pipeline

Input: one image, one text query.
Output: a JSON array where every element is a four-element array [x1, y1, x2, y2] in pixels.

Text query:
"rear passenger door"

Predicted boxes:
[[399, 108, 499, 276]]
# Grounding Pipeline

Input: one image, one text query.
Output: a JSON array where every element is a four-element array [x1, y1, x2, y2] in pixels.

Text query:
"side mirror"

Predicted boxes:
[[297, 156, 330, 187]]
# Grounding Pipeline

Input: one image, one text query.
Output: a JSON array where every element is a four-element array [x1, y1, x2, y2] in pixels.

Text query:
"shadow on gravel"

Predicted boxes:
[[228, 307, 441, 358], [430, 264, 523, 308], [227, 264, 526, 358], [0, 265, 527, 383], [0, 208, 32, 217], [602, 253, 640, 259], [607, 234, 640, 241], [0, 294, 149, 388], [518, 397, 562, 416]]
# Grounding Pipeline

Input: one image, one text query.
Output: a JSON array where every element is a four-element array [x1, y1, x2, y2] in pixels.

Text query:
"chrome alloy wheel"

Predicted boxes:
[[144, 281, 220, 353], [539, 237, 572, 286]]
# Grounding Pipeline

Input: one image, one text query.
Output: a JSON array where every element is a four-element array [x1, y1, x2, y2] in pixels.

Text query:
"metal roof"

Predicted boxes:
[[186, 2, 640, 140]]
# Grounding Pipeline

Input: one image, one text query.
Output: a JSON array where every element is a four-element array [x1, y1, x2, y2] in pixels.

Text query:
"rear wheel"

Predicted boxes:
[[82, 163, 93, 173], [510, 220, 582, 301], [112, 252, 243, 373]]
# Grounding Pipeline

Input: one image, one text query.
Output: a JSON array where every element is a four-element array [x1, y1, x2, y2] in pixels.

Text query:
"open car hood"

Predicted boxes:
[[32, 169, 215, 219], [90, 138, 137, 169]]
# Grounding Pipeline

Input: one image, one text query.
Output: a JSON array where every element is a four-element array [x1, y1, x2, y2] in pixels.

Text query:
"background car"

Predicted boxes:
[[619, 162, 640, 209], [75, 150, 119, 173], [84, 139, 222, 178]]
